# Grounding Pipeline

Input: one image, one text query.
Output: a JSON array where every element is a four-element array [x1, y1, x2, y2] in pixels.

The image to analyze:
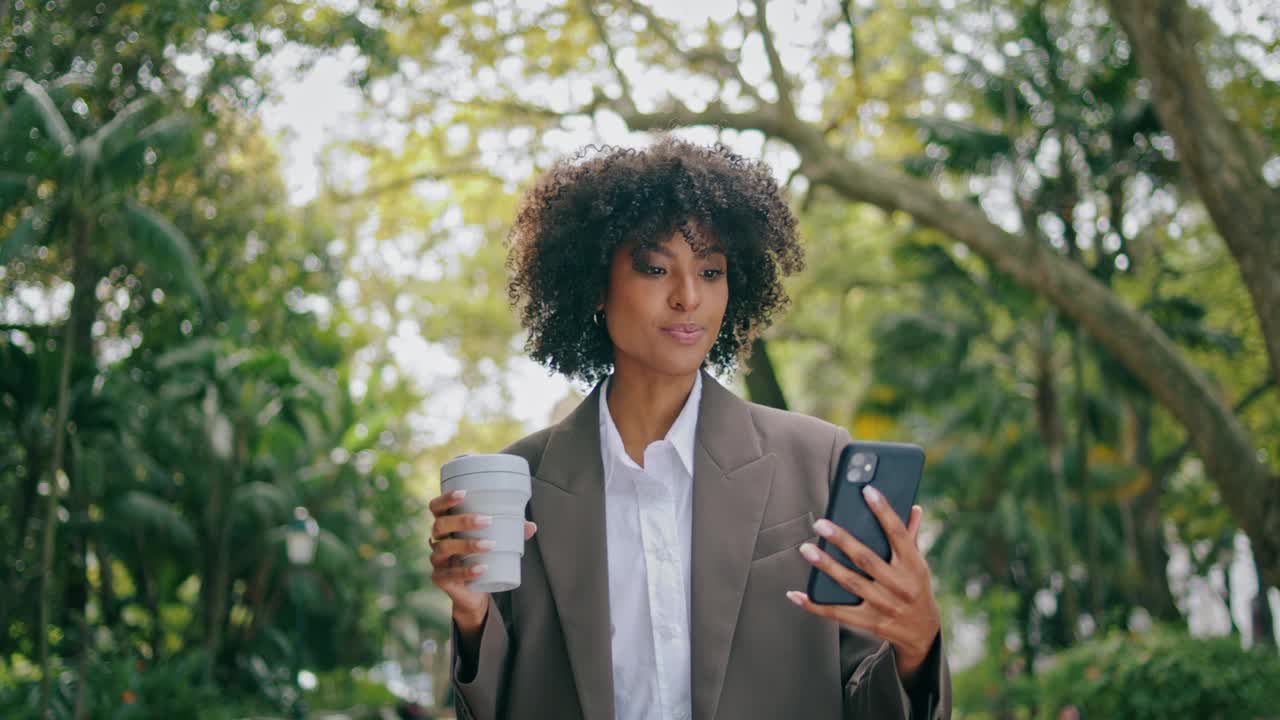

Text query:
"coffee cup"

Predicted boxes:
[[440, 453, 532, 593]]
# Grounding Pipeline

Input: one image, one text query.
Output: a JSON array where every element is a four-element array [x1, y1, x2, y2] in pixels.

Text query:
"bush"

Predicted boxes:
[[1035, 629, 1280, 719], [307, 669, 398, 709], [0, 651, 269, 719]]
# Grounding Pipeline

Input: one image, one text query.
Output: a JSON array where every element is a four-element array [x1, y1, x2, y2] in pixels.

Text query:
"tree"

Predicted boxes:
[[1106, 0, 1280, 394], [1, 70, 206, 715], [371, 0, 1279, 589]]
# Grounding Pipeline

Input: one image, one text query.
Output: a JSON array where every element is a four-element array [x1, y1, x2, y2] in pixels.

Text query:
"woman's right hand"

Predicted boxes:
[[428, 490, 537, 633]]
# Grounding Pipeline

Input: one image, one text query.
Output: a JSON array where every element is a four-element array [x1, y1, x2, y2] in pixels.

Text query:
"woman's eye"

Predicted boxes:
[[644, 264, 666, 276], [702, 268, 725, 279]]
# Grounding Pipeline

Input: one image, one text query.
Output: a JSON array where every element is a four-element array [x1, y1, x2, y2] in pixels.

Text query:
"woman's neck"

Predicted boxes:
[[605, 365, 699, 467]]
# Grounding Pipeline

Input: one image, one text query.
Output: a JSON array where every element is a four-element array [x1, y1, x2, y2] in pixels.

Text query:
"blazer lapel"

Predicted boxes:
[[531, 380, 615, 720], [690, 370, 776, 720]]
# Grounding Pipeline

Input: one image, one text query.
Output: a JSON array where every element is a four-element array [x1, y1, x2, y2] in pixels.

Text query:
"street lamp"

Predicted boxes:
[[286, 507, 319, 565], [286, 507, 318, 719]]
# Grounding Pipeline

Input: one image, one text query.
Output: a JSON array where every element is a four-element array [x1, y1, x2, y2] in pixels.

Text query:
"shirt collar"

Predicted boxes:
[[599, 371, 702, 477]]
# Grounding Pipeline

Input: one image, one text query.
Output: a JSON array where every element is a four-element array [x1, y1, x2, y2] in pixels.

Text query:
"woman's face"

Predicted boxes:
[[601, 231, 729, 379]]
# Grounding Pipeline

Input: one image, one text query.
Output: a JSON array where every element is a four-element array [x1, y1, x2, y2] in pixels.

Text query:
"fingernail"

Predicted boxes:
[[799, 543, 820, 563], [813, 519, 835, 538], [474, 515, 492, 528], [451, 490, 466, 500], [786, 591, 805, 607], [475, 540, 497, 551], [862, 485, 882, 504], [470, 564, 488, 575]]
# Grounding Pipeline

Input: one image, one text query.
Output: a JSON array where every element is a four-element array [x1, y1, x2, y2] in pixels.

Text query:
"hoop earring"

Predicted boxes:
[[593, 310, 605, 327]]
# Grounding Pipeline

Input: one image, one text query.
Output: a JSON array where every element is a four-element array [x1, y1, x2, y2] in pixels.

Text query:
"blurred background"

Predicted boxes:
[[2, 0, 1278, 717]]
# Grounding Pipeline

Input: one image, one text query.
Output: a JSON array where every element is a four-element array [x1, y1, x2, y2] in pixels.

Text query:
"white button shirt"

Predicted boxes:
[[599, 372, 700, 720]]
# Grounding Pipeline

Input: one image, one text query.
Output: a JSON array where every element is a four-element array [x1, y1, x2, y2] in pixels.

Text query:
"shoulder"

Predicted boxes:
[[499, 425, 558, 475], [741, 400, 849, 461]]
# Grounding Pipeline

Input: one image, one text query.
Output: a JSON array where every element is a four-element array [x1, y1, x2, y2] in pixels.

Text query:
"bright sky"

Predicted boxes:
[[256, 0, 1278, 651]]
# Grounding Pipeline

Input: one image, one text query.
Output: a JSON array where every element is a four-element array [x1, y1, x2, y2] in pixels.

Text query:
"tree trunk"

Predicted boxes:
[[1130, 396, 1182, 623], [202, 425, 244, 682], [743, 336, 788, 410], [0, 437, 43, 655], [1252, 552, 1276, 648], [1106, 0, 1280, 587], [1033, 313, 1079, 644], [1106, 0, 1280, 393], [40, 212, 93, 717], [95, 535, 119, 633], [1070, 330, 1104, 624], [68, 437, 90, 720]]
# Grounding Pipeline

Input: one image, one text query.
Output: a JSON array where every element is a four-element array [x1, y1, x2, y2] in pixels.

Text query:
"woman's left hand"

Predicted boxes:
[[786, 485, 942, 683]]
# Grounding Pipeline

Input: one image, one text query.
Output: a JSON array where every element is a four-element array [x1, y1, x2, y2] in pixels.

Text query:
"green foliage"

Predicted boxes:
[[1035, 629, 1280, 719], [0, 651, 225, 720], [307, 669, 399, 711], [3, 0, 1278, 715], [0, 3, 433, 713]]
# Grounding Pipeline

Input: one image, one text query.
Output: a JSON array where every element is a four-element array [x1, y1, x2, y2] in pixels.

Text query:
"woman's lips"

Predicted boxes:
[[661, 324, 705, 344]]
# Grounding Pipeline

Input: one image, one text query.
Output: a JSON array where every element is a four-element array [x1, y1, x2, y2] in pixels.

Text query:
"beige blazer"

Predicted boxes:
[[451, 370, 950, 720]]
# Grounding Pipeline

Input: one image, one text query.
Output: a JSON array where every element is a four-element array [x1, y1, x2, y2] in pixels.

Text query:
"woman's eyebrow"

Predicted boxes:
[[643, 244, 724, 258]]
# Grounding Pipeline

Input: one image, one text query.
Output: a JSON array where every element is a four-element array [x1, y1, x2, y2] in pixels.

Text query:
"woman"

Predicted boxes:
[[428, 137, 950, 720]]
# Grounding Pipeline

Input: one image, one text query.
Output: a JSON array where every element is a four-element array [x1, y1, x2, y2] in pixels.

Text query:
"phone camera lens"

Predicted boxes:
[[846, 451, 879, 483]]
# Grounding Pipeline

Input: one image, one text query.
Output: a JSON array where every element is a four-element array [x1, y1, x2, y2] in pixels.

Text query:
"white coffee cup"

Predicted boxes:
[[441, 453, 532, 593]]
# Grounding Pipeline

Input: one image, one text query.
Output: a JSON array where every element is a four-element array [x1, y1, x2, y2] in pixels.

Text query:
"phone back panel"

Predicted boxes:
[[807, 441, 924, 605]]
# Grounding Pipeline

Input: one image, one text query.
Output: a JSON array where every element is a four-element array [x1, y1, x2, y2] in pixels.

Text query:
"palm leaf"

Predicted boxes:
[[112, 490, 197, 549], [83, 96, 154, 166], [123, 199, 209, 307], [47, 73, 95, 92], [106, 114, 195, 185], [234, 481, 290, 526], [6, 72, 75, 150], [155, 337, 221, 371], [314, 529, 357, 572], [1, 205, 48, 263], [0, 170, 32, 216]]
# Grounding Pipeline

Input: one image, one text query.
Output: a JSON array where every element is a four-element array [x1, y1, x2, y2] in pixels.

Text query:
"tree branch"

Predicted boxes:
[[751, 0, 795, 117], [1154, 375, 1277, 476], [1108, 0, 1280, 392], [623, 0, 765, 104], [325, 168, 494, 203], [607, 98, 1277, 585], [582, 0, 636, 111]]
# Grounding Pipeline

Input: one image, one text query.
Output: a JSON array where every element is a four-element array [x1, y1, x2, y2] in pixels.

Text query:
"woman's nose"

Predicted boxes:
[[670, 272, 700, 312]]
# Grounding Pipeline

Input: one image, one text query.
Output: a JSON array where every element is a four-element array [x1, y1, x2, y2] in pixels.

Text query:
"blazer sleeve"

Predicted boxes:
[[450, 592, 514, 720], [827, 426, 952, 720]]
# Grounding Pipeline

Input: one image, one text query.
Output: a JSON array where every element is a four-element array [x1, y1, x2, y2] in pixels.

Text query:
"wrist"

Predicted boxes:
[[452, 600, 488, 634], [894, 630, 939, 686], [895, 646, 926, 685]]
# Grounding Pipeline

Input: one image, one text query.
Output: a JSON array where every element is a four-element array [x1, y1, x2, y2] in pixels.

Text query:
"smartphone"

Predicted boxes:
[[806, 441, 924, 605]]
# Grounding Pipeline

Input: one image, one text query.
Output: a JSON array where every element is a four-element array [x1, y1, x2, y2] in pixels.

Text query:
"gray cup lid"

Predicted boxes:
[[442, 453, 530, 482]]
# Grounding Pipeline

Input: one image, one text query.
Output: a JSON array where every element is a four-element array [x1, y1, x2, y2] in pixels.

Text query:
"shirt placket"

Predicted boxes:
[[637, 449, 691, 720]]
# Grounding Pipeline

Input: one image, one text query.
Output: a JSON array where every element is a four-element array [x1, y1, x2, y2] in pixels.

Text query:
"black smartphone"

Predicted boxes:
[[806, 441, 924, 605]]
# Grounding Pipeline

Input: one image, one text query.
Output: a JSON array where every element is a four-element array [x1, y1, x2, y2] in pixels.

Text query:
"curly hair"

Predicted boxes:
[[505, 135, 805, 385]]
